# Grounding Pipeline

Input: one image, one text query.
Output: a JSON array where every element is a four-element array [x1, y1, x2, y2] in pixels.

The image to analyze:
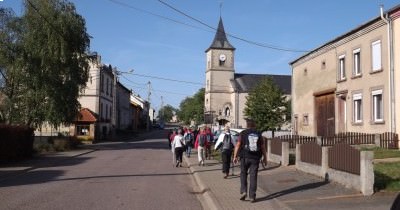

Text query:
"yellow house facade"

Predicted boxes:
[[290, 5, 400, 136]]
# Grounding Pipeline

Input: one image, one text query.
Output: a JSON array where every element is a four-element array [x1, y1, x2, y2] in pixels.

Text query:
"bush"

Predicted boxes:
[[76, 135, 94, 141]]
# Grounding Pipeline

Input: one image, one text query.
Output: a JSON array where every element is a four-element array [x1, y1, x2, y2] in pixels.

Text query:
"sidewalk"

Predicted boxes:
[[184, 151, 397, 210], [184, 153, 290, 210]]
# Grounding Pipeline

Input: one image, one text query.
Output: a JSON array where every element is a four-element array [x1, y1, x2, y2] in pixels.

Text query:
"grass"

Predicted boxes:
[[374, 162, 400, 191], [361, 147, 400, 159]]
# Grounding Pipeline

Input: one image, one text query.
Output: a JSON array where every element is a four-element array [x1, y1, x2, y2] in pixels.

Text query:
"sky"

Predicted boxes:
[[1, 0, 399, 114]]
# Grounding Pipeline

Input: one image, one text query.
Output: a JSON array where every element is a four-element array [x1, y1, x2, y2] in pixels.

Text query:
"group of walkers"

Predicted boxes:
[[167, 119, 267, 203], [167, 126, 214, 167]]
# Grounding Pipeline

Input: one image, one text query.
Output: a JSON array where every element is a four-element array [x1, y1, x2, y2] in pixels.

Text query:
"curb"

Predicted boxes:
[[183, 156, 223, 210]]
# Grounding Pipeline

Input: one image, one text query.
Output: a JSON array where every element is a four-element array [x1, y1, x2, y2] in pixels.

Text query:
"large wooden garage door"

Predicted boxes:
[[315, 93, 335, 137]]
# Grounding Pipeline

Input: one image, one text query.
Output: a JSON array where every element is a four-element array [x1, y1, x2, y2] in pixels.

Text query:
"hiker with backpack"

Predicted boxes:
[[233, 119, 267, 203], [215, 125, 235, 178], [183, 127, 194, 158], [194, 126, 208, 166]]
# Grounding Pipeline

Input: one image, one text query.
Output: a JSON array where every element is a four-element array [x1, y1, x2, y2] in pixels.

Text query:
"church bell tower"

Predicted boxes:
[[204, 17, 235, 127]]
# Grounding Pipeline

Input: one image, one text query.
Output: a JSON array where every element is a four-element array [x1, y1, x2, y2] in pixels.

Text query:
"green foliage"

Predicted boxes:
[[0, 0, 91, 128], [361, 147, 400, 159], [374, 162, 400, 191], [158, 104, 176, 122], [243, 77, 289, 131], [177, 88, 204, 125]]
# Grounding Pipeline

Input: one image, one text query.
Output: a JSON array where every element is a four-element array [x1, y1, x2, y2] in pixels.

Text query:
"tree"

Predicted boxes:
[[177, 88, 204, 125], [243, 77, 289, 132], [0, 0, 91, 128], [158, 104, 176, 122]]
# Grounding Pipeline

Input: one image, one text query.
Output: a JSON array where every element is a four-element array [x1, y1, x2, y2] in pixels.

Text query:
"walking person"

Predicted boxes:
[[195, 126, 208, 166], [167, 129, 173, 149], [205, 127, 214, 160], [233, 119, 267, 203], [171, 129, 185, 167], [215, 125, 235, 178], [183, 127, 194, 158]]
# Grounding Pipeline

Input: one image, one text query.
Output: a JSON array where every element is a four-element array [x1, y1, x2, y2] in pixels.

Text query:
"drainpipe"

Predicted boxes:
[[381, 6, 395, 133]]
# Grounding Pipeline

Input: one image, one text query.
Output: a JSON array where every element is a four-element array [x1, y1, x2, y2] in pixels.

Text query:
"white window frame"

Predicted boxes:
[[338, 54, 346, 80], [372, 40, 382, 72], [372, 89, 383, 122], [353, 93, 362, 123], [353, 48, 361, 76]]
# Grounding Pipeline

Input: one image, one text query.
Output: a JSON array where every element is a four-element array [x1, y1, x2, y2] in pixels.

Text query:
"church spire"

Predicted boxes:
[[206, 17, 235, 52]]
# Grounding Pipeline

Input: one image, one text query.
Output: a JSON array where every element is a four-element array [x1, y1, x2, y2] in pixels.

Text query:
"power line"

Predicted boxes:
[[157, 0, 309, 53], [107, 0, 213, 33]]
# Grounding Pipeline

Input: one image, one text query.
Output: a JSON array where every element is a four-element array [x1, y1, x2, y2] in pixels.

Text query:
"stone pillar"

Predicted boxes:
[[282, 141, 289, 166], [360, 151, 374, 195], [321, 146, 329, 179], [267, 139, 271, 161], [295, 143, 300, 167], [374, 134, 381, 147]]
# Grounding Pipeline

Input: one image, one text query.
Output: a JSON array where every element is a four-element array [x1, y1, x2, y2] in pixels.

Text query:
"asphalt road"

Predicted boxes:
[[0, 129, 202, 210]]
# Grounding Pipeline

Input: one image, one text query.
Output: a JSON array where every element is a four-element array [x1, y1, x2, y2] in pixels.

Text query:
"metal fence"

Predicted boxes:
[[300, 142, 322, 166], [380, 132, 399, 149], [328, 143, 360, 175], [321, 132, 375, 146], [270, 138, 282, 156]]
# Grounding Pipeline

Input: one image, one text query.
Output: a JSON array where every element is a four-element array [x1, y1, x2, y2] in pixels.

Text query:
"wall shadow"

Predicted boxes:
[[257, 180, 329, 202]]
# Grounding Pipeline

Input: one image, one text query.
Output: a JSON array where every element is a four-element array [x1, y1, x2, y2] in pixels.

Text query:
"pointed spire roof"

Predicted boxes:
[[206, 17, 235, 52]]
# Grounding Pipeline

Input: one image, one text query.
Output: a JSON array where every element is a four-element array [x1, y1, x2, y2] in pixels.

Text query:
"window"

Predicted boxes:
[[110, 79, 113, 97], [353, 93, 362, 123], [100, 74, 104, 93], [106, 78, 109, 95], [100, 103, 103, 119], [372, 89, 383, 122], [76, 125, 90, 136], [106, 104, 108, 120], [303, 114, 309, 126], [372, 40, 382, 72], [338, 55, 346, 80], [353, 48, 361, 76]]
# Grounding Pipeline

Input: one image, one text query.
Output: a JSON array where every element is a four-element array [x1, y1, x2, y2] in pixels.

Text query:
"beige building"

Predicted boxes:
[[290, 5, 400, 136], [205, 18, 291, 130]]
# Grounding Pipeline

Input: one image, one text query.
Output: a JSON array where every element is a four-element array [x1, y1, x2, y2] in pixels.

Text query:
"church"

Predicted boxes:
[[204, 18, 291, 129]]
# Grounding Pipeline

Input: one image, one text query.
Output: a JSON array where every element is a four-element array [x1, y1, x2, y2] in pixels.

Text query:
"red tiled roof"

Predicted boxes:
[[77, 108, 98, 122]]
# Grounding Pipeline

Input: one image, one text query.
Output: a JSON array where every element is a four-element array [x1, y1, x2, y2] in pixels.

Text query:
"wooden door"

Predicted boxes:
[[315, 93, 335, 137]]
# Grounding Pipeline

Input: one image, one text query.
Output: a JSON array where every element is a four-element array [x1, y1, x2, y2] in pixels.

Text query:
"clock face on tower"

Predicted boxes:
[[219, 54, 226, 62]]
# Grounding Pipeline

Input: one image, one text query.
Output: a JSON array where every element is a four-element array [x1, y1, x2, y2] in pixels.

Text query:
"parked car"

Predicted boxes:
[[213, 128, 244, 147]]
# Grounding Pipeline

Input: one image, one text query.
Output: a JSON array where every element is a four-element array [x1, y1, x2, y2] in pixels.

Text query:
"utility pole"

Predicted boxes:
[[160, 96, 164, 123], [146, 81, 151, 131]]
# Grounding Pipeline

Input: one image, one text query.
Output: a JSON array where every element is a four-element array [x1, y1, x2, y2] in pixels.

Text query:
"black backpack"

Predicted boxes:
[[199, 134, 206, 147], [185, 133, 193, 144], [245, 132, 260, 152]]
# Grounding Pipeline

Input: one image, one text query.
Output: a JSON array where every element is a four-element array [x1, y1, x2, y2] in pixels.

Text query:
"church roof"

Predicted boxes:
[[233, 73, 291, 94], [206, 17, 235, 52]]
